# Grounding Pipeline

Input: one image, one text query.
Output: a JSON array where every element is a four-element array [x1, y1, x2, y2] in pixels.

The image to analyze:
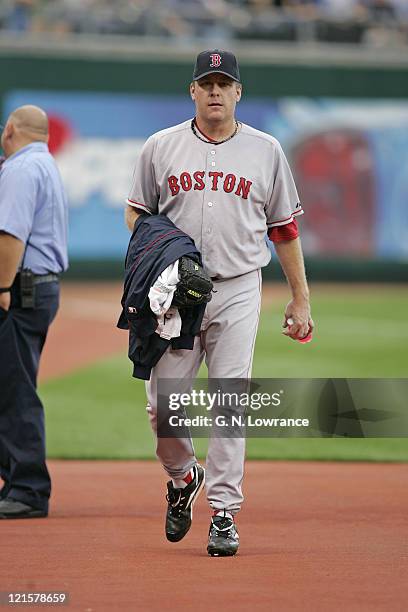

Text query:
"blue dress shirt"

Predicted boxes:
[[0, 142, 68, 274]]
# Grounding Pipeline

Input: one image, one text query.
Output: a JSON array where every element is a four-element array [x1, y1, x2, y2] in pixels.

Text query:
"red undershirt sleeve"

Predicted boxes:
[[268, 218, 299, 242]]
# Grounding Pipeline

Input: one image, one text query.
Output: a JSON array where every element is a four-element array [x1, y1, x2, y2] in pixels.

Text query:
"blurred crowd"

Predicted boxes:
[[1, 0, 408, 46]]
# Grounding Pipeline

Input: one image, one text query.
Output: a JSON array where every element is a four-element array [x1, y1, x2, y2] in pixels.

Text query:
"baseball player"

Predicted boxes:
[[125, 49, 313, 556]]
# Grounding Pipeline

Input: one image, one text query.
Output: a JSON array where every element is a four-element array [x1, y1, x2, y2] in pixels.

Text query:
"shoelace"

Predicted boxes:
[[166, 486, 188, 517], [212, 517, 234, 537]]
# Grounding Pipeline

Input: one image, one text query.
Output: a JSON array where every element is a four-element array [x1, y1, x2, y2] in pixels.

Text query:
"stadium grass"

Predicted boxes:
[[42, 286, 408, 461]]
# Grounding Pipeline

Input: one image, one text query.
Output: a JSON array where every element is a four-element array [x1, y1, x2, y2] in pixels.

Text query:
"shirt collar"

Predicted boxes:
[[6, 141, 49, 162]]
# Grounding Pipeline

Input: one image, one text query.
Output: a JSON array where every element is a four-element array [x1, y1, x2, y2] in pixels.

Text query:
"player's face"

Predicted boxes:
[[190, 74, 242, 125]]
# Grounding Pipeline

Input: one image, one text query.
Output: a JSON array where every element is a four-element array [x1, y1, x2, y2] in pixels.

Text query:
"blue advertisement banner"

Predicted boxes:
[[4, 91, 408, 261]]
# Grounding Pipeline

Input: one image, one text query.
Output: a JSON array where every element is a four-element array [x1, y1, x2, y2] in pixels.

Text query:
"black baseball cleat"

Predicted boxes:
[[165, 464, 205, 542], [207, 513, 239, 557], [0, 498, 47, 519]]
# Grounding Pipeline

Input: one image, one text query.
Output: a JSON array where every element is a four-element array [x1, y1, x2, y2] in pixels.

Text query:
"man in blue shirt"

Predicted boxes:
[[0, 105, 68, 519]]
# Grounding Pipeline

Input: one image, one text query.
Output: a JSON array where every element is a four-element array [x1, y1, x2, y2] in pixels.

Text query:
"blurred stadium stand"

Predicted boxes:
[[0, 0, 407, 48]]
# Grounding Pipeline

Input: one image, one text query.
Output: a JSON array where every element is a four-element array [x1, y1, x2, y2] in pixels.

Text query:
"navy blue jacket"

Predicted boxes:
[[118, 214, 207, 380]]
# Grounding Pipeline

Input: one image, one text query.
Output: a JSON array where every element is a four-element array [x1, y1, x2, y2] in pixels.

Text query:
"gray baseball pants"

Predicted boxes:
[[146, 269, 262, 514]]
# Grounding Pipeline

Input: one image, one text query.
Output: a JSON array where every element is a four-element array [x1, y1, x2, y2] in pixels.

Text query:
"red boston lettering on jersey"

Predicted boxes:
[[180, 172, 192, 191], [167, 171, 253, 200], [235, 177, 253, 200], [168, 175, 180, 196], [223, 174, 236, 193], [209, 171, 223, 191], [193, 171, 205, 190]]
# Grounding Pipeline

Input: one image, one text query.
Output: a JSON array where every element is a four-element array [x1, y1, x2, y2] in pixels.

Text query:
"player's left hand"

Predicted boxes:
[[282, 298, 314, 342]]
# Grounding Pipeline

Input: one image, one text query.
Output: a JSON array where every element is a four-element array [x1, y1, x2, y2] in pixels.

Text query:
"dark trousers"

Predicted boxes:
[[0, 281, 59, 512]]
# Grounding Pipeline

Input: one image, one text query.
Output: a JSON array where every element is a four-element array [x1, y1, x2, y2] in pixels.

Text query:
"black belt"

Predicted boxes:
[[32, 273, 59, 285]]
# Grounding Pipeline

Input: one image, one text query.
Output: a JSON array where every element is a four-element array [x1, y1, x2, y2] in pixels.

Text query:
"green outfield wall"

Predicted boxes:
[[2, 50, 408, 98]]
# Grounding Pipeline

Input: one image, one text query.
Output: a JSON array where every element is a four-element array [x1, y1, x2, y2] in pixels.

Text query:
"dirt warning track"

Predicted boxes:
[[1, 461, 407, 611]]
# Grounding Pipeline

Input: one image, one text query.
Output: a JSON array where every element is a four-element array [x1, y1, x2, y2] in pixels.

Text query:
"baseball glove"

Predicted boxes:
[[172, 256, 213, 308]]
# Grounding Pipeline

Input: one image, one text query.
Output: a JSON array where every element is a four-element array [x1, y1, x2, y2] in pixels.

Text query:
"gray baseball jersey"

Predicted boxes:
[[127, 119, 303, 279]]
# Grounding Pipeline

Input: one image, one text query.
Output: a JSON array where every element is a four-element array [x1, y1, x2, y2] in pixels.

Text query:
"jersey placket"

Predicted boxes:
[[201, 147, 218, 269]]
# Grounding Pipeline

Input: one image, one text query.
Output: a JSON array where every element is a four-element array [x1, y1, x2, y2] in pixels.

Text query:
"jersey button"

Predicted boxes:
[[210, 150, 216, 155], [211, 161, 216, 166], [208, 202, 213, 207]]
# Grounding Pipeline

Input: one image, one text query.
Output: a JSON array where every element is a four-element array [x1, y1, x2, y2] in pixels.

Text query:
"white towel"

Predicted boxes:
[[155, 307, 182, 340], [148, 261, 179, 316]]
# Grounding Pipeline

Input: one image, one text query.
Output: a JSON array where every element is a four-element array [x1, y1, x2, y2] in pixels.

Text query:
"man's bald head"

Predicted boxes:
[[10, 105, 49, 141], [1, 105, 49, 157]]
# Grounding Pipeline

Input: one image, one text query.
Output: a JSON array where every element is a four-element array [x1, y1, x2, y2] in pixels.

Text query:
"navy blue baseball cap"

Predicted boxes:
[[193, 50, 241, 83]]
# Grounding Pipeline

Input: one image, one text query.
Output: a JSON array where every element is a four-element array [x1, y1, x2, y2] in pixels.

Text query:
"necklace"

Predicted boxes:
[[191, 118, 239, 145]]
